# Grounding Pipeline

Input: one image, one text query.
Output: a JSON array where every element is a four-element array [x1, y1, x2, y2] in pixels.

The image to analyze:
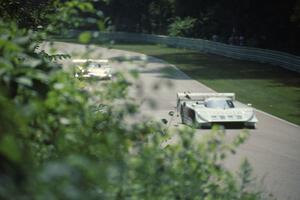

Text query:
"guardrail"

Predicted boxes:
[[66, 31, 300, 73]]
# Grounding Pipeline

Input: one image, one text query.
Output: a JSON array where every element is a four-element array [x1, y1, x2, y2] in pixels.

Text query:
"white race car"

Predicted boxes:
[[177, 92, 258, 128], [72, 59, 112, 80]]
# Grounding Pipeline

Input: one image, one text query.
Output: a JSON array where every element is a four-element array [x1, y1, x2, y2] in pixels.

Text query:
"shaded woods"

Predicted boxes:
[[2, 0, 299, 53], [98, 0, 300, 54]]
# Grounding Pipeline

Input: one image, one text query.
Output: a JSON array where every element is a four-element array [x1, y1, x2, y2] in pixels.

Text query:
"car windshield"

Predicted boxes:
[[88, 63, 101, 68], [205, 98, 234, 109]]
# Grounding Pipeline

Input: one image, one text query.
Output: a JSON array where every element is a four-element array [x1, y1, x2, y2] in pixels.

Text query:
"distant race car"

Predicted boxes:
[[72, 59, 112, 80], [177, 92, 258, 128]]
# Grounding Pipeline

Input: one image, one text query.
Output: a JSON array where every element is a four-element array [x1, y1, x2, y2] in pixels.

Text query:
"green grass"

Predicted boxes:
[[104, 42, 300, 125]]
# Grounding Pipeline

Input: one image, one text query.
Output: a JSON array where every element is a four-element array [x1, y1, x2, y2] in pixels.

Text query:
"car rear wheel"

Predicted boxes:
[[180, 107, 185, 124], [245, 122, 256, 129]]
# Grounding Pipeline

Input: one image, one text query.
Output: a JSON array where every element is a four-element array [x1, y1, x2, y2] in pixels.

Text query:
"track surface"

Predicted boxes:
[[46, 42, 300, 200]]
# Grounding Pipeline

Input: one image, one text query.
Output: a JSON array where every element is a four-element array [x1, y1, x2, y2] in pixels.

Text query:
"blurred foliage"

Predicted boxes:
[[0, 0, 52, 28], [0, 0, 267, 199], [0, 0, 105, 34], [147, 0, 176, 34], [168, 17, 197, 37], [291, 0, 300, 27], [2, 0, 299, 53], [94, 0, 300, 54]]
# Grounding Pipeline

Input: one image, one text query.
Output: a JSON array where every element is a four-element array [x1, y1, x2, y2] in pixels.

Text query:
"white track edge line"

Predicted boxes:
[[255, 109, 299, 128]]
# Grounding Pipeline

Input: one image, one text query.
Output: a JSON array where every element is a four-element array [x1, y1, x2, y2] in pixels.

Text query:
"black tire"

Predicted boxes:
[[246, 123, 256, 129], [180, 107, 185, 124]]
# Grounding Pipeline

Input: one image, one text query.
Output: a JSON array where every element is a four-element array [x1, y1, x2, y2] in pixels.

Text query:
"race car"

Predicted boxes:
[[177, 92, 258, 128], [72, 59, 112, 80]]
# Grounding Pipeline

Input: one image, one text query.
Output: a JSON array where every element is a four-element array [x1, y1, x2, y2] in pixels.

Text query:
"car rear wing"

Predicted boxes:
[[177, 92, 235, 102]]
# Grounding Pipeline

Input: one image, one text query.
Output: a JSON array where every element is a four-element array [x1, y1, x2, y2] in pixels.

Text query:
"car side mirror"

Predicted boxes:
[[168, 111, 174, 116], [161, 118, 168, 124], [185, 94, 191, 99]]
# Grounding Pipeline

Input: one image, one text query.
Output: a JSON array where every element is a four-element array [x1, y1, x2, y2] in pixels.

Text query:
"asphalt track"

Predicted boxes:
[[45, 42, 300, 200]]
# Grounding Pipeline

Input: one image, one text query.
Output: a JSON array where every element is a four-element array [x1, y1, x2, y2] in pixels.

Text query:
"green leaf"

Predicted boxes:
[[16, 77, 33, 86], [97, 20, 106, 31], [0, 135, 21, 162], [78, 31, 91, 44], [54, 83, 64, 90], [129, 69, 139, 79], [23, 58, 42, 68]]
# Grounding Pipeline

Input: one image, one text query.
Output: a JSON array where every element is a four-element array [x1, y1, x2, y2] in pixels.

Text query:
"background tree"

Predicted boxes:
[[93, 0, 299, 54]]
